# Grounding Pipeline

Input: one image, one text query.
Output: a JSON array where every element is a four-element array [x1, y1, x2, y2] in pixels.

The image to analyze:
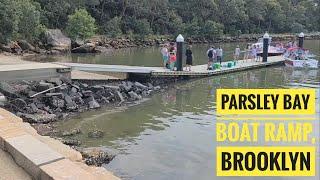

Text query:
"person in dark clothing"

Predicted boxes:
[[185, 45, 193, 71]]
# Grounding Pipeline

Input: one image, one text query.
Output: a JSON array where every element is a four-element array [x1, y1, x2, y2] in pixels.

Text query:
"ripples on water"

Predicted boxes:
[[55, 40, 320, 180]]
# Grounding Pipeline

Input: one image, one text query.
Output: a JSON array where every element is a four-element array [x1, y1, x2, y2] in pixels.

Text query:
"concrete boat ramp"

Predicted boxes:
[[0, 56, 284, 81]]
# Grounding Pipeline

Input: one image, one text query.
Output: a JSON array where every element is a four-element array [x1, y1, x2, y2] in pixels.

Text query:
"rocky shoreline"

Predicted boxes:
[[0, 77, 169, 166], [1, 29, 319, 56]]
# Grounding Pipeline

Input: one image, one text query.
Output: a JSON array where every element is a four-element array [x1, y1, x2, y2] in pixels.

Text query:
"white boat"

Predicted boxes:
[[253, 38, 286, 56], [284, 47, 319, 68]]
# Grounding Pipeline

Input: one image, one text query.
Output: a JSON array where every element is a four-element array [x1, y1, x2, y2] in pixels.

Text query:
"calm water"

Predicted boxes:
[[55, 40, 320, 180], [35, 40, 319, 67]]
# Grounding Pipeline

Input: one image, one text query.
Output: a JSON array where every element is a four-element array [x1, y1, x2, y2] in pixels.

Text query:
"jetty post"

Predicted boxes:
[[262, 32, 269, 62], [176, 34, 184, 71], [298, 32, 304, 48]]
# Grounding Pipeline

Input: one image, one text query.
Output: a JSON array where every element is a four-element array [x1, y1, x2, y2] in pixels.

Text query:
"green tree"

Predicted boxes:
[[66, 8, 96, 40], [103, 16, 122, 37], [215, 0, 248, 34], [16, 0, 42, 41], [35, 0, 84, 29], [0, 0, 18, 43], [184, 18, 201, 37], [201, 21, 224, 39], [0, 0, 43, 43]]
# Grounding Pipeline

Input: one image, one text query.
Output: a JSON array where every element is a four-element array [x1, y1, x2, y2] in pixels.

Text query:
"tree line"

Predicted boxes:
[[0, 0, 319, 43]]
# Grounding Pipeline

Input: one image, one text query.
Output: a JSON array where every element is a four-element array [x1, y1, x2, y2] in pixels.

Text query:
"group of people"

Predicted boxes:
[[160, 43, 194, 71], [206, 46, 223, 70], [160, 42, 270, 72], [286, 41, 298, 48], [243, 44, 261, 62]]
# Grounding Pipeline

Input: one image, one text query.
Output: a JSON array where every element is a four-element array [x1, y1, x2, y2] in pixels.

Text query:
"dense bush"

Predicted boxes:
[[0, 0, 319, 42], [66, 8, 96, 41], [0, 0, 43, 43]]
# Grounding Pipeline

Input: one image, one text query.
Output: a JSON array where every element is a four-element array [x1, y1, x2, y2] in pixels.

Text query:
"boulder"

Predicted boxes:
[[71, 43, 95, 53], [89, 85, 104, 92], [19, 113, 56, 124], [27, 103, 40, 114], [0, 44, 12, 53], [9, 42, 22, 54], [154, 86, 161, 91], [0, 92, 6, 106], [134, 82, 148, 90], [81, 148, 115, 166], [36, 82, 54, 92], [64, 95, 78, 111], [50, 96, 65, 108], [17, 40, 35, 52], [88, 98, 100, 109], [116, 91, 125, 102], [82, 90, 93, 97], [94, 46, 110, 53], [0, 82, 20, 98], [88, 130, 104, 139], [61, 139, 81, 146], [11, 98, 27, 110], [71, 39, 84, 48], [61, 128, 81, 137], [47, 78, 63, 86], [44, 29, 71, 52], [128, 91, 142, 100]]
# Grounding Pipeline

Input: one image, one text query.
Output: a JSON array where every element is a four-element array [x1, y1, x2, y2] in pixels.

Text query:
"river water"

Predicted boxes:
[[55, 40, 320, 180]]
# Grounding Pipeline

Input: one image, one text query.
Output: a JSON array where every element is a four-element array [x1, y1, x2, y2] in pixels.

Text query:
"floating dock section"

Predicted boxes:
[[56, 56, 285, 79]]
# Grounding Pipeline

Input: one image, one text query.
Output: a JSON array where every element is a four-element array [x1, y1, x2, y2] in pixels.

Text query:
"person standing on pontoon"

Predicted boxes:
[[216, 46, 223, 65], [160, 44, 169, 68], [185, 45, 193, 71], [243, 44, 251, 61], [234, 45, 241, 61], [207, 46, 215, 70]]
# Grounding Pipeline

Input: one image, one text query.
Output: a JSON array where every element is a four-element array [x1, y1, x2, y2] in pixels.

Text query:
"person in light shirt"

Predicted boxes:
[[234, 45, 241, 61], [216, 46, 223, 65], [160, 44, 169, 68]]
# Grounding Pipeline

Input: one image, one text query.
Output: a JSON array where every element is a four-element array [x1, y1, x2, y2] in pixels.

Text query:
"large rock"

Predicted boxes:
[[81, 148, 115, 166], [19, 113, 57, 124], [17, 40, 36, 52], [0, 92, 6, 106], [94, 46, 110, 53], [44, 29, 71, 52], [0, 44, 12, 53], [0, 82, 21, 98], [88, 130, 104, 139], [71, 43, 95, 53]]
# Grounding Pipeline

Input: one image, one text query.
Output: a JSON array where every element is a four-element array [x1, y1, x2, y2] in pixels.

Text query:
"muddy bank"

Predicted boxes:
[[0, 77, 177, 166]]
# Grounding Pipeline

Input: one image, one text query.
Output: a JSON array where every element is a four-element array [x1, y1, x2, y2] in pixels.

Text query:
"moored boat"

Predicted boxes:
[[253, 37, 286, 56], [284, 47, 318, 68]]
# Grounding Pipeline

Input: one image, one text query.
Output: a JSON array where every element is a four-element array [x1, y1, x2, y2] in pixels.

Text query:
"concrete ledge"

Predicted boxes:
[[40, 159, 97, 180], [0, 108, 120, 179], [5, 134, 64, 178]]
